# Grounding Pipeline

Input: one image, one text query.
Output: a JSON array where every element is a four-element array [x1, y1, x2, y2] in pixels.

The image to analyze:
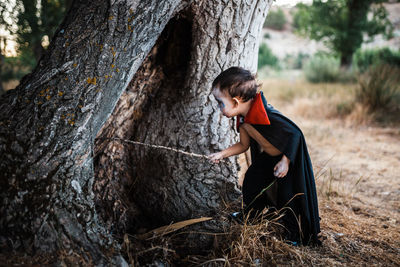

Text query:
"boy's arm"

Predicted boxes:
[[241, 123, 282, 156], [241, 123, 290, 178], [209, 126, 250, 163]]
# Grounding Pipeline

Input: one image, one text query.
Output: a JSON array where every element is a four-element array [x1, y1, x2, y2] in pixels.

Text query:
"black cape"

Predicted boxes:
[[239, 92, 321, 245]]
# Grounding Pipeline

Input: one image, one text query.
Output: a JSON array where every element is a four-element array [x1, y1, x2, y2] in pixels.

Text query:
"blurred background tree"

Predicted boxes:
[[0, 0, 72, 92], [263, 7, 287, 30], [293, 0, 395, 67]]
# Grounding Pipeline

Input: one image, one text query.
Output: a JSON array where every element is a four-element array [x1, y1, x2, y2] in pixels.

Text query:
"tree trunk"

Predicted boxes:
[[0, 53, 4, 95], [0, 0, 272, 264], [340, 53, 352, 68], [95, 0, 272, 253], [340, 0, 369, 68]]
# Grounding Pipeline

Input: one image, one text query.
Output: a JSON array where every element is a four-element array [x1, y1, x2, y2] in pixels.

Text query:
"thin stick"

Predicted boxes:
[[107, 137, 209, 159], [103, 137, 232, 165]]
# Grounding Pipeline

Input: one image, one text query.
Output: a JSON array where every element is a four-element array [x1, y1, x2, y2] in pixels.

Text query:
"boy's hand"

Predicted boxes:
[[273, 155, 290, 178], [208, 152, 224, 164]]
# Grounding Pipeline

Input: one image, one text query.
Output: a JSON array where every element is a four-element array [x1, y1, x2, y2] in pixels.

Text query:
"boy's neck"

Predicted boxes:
[[239, 98, 254, 117]]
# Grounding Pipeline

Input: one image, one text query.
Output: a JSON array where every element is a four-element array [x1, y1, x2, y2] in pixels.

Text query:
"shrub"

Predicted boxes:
[[263, 8, 287, 30], [356, 64, 400, 112], [283, 52, 310, 69], [304, 54, 340, 83], [336, 101, 354, 117], [258, 43, 279, 69], [337, 67, 357, 83], [353, 47, 400, 73]]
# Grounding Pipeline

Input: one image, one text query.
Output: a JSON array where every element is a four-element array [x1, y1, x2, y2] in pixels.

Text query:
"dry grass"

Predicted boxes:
[[260, 76, 400, 127], [260, 78, 356, 120], [123, 144, 399, 266], [125, 199, 400, 266]]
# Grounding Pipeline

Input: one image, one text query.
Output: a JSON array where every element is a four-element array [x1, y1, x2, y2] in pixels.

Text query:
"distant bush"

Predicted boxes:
[[336, 101, 354, 117], [356, 64, 400, 112], [304, 54, 340, 83], [353, 47, 400, 73], [338, 67, 358, 83], [263, 32, 271, 39], [283, 52, 310, 69], [263, 8, 287, 30], [258, 43, 279, 69]]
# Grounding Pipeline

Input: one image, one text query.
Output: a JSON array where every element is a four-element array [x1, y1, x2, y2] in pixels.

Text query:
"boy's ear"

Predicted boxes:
[[232, 97, 240, 107]]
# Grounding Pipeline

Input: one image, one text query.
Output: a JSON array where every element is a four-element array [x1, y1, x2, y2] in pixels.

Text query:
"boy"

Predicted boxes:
[[208, 66, 321, 245]]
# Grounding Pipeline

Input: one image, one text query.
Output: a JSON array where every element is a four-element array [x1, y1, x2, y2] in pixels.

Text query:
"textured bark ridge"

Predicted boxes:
[[95, 0, 272, 239], [0, 0, 272, 264], [0, 0, 189, 263]]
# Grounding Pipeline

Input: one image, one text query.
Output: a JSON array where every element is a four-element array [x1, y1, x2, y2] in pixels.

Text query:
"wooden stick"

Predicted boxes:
[[102, 137, 232, 165]]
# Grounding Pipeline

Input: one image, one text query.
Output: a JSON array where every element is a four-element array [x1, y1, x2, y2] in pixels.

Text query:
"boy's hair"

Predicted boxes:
[[212, 66, 261, 102]]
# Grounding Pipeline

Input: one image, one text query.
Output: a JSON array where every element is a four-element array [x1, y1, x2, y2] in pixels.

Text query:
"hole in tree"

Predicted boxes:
[[93, 13, 193, 239], [129, 14, 193, 233]]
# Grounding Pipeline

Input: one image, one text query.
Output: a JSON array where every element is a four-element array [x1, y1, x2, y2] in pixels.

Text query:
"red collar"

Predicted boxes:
[[236, 92, 270, 130]]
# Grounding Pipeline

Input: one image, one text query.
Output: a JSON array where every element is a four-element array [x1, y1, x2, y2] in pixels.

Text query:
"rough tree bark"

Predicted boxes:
[[0, 0, 272, 264]]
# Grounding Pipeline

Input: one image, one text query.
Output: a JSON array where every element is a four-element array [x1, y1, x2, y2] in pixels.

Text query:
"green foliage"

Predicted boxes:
[[356, 64, 400, 112], [304, 54, 340, 83], [292, 3, 310, 31], [353, 47, 400, 73], [263, 8, 287, 30], [293, 0, 394, 66], [0, 0, 71, 80], [258, 43, 279, 69], [1, 0, 70, 51]]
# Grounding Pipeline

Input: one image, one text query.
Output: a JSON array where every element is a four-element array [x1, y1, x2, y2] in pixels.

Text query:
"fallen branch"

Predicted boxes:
[[136, 217, 213, 240]]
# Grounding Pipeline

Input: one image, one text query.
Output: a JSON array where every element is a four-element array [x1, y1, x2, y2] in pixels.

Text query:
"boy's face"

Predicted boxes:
[[212, 87, 239, 118]]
